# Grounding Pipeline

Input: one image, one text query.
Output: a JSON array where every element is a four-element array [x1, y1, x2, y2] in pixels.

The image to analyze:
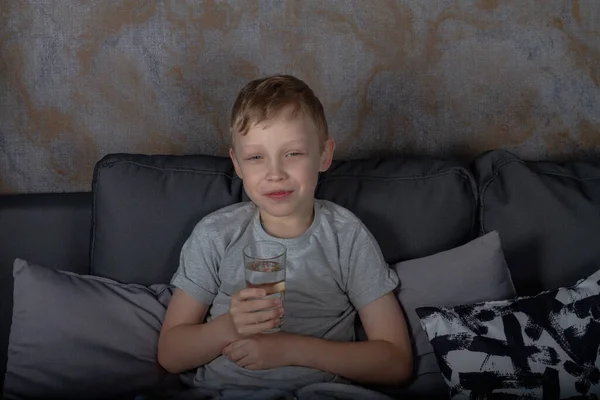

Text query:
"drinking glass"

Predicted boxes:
[[243, 241, 286, 333]]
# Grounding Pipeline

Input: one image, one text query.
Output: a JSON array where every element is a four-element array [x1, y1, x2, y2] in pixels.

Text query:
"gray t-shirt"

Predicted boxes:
[[171, 199, 399, 391]]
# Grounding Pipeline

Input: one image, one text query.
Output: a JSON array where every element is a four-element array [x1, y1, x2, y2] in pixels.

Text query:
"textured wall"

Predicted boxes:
[[1, 0, 599, 194]]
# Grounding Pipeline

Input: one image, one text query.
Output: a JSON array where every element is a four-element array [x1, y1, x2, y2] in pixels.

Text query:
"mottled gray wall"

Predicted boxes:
[[1, 0, 599, 194]]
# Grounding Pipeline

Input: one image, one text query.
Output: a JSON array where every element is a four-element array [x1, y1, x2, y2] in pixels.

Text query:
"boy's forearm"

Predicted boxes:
[[159, 313, 241, 374], [285, 335, 412, 385]]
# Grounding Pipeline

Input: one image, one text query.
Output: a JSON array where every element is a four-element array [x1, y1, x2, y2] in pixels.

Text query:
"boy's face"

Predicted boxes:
[[230, 108, 334, 222]]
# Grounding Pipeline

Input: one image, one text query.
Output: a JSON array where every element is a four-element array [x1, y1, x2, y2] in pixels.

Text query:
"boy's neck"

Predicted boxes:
[[260, 202, 315, 239]]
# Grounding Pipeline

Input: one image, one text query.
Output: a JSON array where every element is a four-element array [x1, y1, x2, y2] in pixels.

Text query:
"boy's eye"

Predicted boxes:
[[247, 155, 263, 161], [287, 151, 303, 157]]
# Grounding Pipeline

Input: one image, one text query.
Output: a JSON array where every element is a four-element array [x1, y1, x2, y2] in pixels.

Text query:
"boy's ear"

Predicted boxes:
[[229, 148, 243, 179], [319, 139, 335, 172]]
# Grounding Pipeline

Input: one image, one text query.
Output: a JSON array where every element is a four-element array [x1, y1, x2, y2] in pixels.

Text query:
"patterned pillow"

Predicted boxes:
[[416, 268, 600, 399]]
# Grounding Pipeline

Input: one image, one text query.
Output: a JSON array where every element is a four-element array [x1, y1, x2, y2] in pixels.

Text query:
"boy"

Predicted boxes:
[[158, 75, 413, 398]]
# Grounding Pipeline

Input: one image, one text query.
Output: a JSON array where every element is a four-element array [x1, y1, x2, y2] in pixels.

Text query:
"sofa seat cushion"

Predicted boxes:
[[476, 150, 600, 295]]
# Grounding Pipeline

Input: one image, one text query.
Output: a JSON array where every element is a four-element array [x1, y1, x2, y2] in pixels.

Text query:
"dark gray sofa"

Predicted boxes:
[[1, 149, 599, 399]]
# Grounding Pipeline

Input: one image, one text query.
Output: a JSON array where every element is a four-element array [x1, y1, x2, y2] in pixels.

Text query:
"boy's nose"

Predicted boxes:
[[266, 162, 286, 181]]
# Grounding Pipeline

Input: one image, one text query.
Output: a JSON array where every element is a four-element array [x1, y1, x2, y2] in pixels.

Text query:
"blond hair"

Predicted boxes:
[[229, 75, 328, 150]]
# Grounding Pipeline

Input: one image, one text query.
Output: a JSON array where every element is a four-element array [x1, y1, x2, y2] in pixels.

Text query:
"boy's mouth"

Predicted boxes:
[[265, 190, 293, 199]]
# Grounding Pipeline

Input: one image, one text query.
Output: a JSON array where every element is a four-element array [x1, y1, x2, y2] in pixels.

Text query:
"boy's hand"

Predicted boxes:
[[222, 332, 293, 370], [228, 288, 284, 336]]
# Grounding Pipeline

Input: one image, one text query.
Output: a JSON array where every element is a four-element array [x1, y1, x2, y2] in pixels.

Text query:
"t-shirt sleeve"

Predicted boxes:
[[170, 220, 221, 306], [345, 222, 399, 310]]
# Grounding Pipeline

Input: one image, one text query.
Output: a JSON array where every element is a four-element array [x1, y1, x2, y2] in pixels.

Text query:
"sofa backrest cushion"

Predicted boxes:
[[91, 154, 478, 285], [475, 150, 600, 295], [317, 157, 478, 264], [91, 154, 244, 285]]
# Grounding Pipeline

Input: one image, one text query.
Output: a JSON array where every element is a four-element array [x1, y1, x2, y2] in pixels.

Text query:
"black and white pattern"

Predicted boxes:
[[416, 268, 600, 399]]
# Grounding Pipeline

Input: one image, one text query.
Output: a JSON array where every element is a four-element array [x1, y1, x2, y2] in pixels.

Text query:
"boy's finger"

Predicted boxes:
[[239, 310, 282, 332], [241, 298, 281, 313], [236, 355, 253, 368], [225, 348, 248, 362], [241, 319, 280, 336], [239, 309, 276, 326], [223, 339, 247, 355], [251, 308, 282, 325], [238, 288, 266, 300]]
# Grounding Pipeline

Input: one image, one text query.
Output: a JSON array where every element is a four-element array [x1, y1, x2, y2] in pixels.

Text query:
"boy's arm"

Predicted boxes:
[[158, 287, 283, 374], [159, 217, 250, 374], [157, 288, 240, 374], [224, 292, 413, 385], [286, 291, 413, 385]]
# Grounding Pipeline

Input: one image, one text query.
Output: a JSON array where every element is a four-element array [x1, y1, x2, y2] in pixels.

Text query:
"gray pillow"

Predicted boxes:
[[375, 231, 517, 398], [4, 258, 175, 400]]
